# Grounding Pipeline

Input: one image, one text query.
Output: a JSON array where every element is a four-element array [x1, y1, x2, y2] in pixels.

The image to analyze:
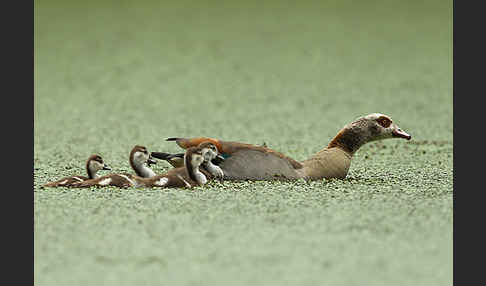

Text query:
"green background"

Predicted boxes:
[[34, 0, 452, 285]]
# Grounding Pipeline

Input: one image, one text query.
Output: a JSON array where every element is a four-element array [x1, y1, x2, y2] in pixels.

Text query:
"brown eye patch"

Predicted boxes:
[[377, 116, 392, 128]]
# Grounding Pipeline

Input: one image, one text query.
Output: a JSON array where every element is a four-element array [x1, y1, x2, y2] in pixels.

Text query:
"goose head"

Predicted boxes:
[[358, 113, 411, 141], [328, 113, 411, 154], [129, 145, 157, 177], [86, 154, 111, 179]]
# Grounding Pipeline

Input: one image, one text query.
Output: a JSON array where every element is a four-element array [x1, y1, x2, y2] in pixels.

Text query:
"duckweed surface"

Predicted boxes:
[[35, 1, 452, 285]]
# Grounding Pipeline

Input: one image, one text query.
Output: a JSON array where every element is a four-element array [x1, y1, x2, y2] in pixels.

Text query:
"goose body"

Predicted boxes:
[[162, 113, 411, 181], [42, 155, 111, 187]]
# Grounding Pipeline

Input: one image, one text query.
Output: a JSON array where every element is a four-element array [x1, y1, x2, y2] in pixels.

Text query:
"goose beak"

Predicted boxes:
[[103, 164, 112, 171], [211, 154, 225, 165], [392, 126, 411, 140]]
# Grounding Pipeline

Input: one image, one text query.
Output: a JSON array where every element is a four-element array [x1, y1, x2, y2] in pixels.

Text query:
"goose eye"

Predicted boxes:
[[377, 117, 391, 128]]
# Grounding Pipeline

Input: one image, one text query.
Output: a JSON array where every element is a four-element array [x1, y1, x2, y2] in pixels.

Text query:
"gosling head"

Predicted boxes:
[[197, 141, 222, 162], [184, 146, 209, 186], [86, 154, 111, 179], [130, 145, 157, 167], [185, 146, 206, 169], [328, 113, 411, 154], [197, 141, 225, 179]]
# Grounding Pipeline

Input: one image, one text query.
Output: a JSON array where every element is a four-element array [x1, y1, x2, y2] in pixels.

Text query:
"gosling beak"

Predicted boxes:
[[147, 157, 157, 166], [211, 154, 225, 165], [392, 126, 412, 140], [103, 164, 112, 171]]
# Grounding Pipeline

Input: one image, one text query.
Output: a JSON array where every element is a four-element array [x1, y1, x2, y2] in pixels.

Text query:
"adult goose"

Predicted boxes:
[[161, 113, 411, 181]]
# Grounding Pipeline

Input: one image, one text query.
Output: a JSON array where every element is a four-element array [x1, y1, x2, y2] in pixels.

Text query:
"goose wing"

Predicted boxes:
[[218, 149, 301, 181], [166, 137, 304, 170]]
